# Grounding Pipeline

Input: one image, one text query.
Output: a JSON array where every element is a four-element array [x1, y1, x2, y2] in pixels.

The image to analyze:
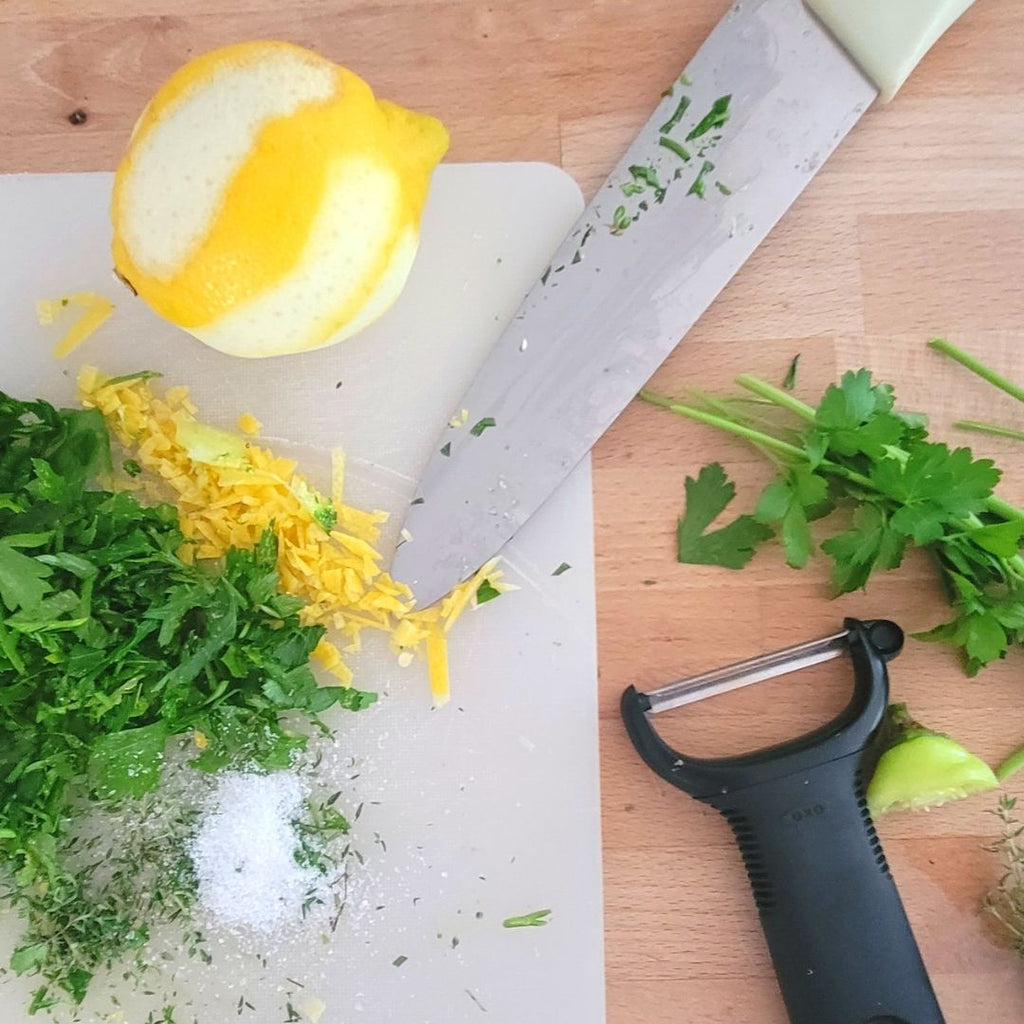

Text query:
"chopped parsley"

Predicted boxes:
[[502, 909, 552, 928], [0, 390, 376, 1010], [610, 205, 632, 235], [470, 417, 496, 437], [658, 93, 691, 136], [688, 160, 715, 198], [685, 95, 731, 141], [658, 136, 691, 163]]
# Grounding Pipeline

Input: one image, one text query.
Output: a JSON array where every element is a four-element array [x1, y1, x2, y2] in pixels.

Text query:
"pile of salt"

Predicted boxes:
[[189, 771, 323, 936]]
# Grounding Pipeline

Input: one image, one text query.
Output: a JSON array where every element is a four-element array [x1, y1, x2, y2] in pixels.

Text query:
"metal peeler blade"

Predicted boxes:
[[638, 628, 853, 715]]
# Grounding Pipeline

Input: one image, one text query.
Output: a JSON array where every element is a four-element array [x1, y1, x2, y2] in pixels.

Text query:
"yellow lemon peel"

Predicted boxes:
[[111, 42, 448, 358], [79, 367, 499, 703], [38, 292, 115, 358]]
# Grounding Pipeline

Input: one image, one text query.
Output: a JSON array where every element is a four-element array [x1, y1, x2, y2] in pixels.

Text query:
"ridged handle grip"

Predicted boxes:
[[806, 0, 975, 101], [707, 751, 944, 1024]]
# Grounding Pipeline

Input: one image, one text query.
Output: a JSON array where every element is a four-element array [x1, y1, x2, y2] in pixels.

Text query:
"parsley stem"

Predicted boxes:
[[658, 136, 691, 162], [955, 420, 1024, 443], [638, 390, 805, 460], [641, 389, 880, 494], [641, 388, 1024, 528], [996, 742, 1024, 782], [987, 495, 1024, 524], [929, 338, 1024, 405], [735, 375, 816, 422]]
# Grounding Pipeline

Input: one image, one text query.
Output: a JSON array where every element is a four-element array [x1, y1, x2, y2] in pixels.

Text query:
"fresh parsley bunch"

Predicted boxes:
[[643, 367, 1024, 676]]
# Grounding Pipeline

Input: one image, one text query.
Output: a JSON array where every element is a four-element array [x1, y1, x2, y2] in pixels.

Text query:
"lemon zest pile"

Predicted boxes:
[[37, 292, 114, 358], [79, 367, 501, 705]]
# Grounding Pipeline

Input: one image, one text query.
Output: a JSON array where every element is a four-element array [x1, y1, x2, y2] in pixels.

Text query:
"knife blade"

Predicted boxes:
[[392, 0, 969, 607]]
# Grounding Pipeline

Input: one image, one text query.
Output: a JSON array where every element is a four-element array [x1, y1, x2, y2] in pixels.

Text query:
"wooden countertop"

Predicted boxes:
[[2, 1, 1023, 1021]]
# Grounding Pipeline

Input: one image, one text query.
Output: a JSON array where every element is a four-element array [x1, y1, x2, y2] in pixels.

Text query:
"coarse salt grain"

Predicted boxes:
[[189, 771, 321, 936]]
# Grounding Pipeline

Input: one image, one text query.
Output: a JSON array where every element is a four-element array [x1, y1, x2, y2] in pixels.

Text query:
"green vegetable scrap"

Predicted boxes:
[[640, 363, 1024, 676], [867, 703, 997, 817], [475, 579, 501, 605], [782, 354, 800, 391], [0, 390, 374, 1009], [502, 909, 552, 929], [289, 479, 338, 533]]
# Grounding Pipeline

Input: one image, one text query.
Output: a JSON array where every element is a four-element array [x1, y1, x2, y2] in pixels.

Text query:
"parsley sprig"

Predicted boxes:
[[642, 367, 1024, 676]]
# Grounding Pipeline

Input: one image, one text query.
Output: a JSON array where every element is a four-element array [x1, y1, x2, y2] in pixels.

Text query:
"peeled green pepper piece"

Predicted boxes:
[[868, 703, 998, 817]]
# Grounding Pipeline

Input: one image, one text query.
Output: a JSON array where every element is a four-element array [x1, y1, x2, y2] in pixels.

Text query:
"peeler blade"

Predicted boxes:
[[641, 630, 851, 715]]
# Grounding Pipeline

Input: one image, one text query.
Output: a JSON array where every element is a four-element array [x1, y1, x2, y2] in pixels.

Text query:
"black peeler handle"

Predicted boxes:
[[710, 748, 942, 1024], [621, 619, 944, 1024]]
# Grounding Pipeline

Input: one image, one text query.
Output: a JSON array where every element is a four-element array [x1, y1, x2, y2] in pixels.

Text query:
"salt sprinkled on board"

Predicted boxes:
[[189, 771, 321, 936]]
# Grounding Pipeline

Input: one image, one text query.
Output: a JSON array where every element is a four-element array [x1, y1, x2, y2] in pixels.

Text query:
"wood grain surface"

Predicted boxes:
[[2, 1, 1023, 1021]]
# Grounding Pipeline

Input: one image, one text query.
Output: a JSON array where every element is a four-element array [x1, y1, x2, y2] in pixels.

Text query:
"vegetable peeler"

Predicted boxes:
[[621, 618, 945, 1024]]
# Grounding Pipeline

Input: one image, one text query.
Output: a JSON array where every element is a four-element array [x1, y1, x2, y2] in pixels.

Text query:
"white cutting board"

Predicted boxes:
[[0, 165, 605, 1024]]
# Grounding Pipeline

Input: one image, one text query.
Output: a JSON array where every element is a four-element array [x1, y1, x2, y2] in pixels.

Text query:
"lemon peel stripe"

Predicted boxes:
[[78, 367, 497, 704]]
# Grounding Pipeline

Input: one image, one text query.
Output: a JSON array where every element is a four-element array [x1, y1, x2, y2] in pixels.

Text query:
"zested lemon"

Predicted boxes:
[[111, 41, 448, 358]]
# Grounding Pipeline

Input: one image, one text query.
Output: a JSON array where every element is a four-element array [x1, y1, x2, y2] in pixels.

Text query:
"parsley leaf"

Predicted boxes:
[[754, 467, 831, 569], [0, 541, 52, 612], [820, 503, 906, 593], [88, 723, 169, 801], [676, 464, 772, 569]]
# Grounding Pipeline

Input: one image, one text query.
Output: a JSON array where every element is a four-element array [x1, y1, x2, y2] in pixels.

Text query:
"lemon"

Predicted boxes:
[[111, 41, 448, 358]]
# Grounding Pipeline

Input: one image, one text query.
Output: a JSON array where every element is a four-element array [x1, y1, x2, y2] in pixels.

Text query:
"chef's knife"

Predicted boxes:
[[393, 0, 975, 606]]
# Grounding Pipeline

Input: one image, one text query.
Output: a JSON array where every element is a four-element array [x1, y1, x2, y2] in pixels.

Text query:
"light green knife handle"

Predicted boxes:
[[806, 0, 975, 102]]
